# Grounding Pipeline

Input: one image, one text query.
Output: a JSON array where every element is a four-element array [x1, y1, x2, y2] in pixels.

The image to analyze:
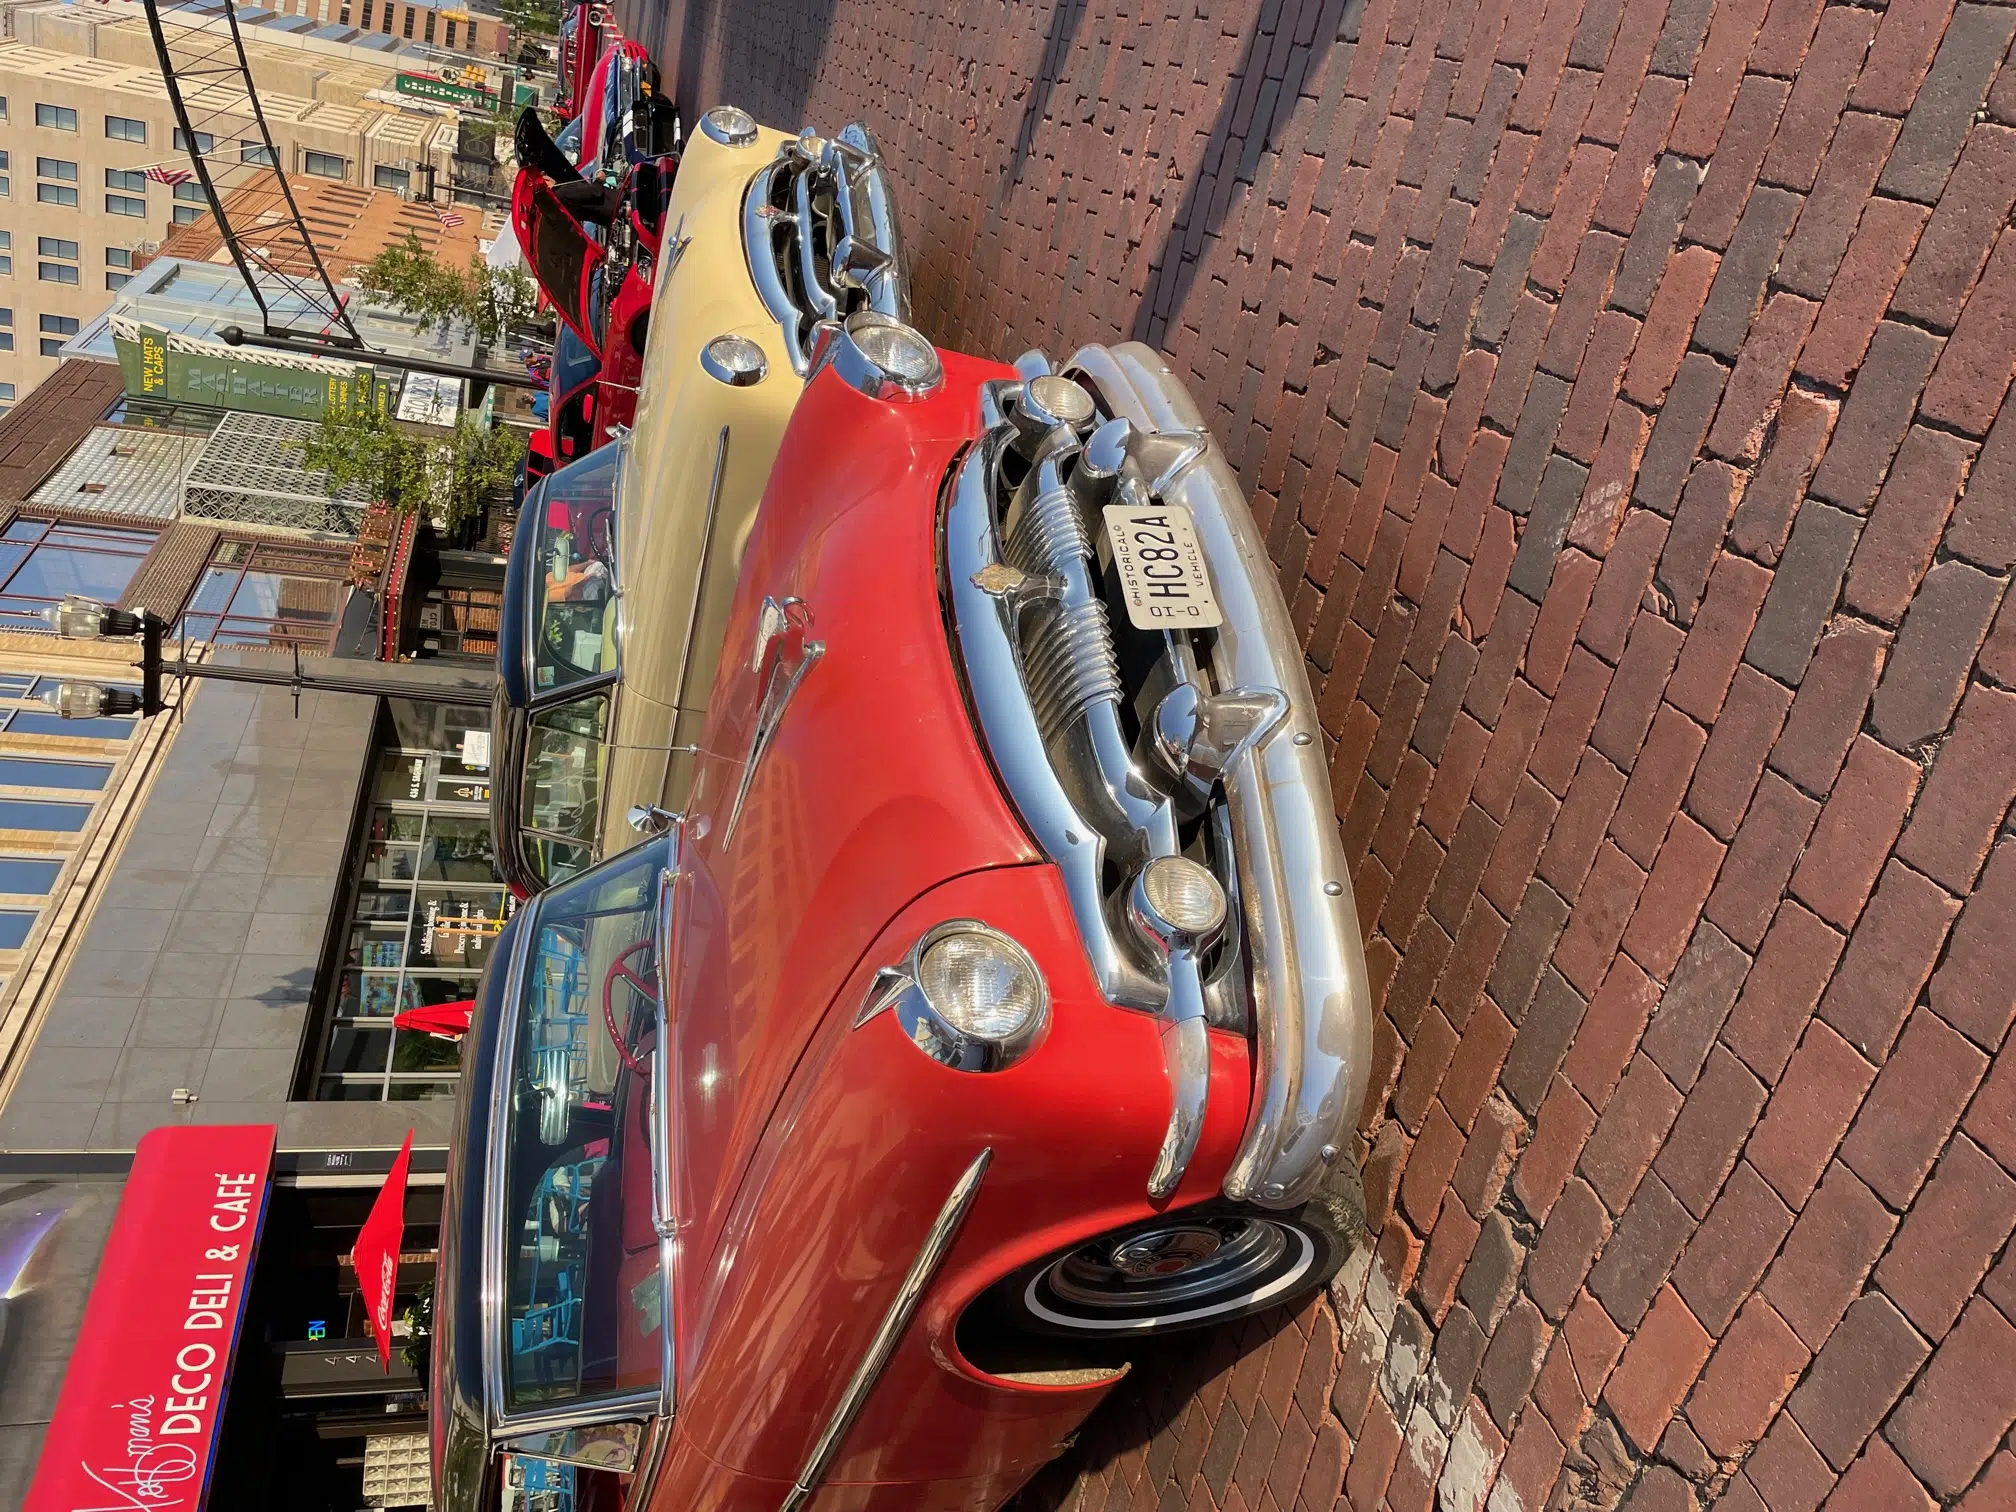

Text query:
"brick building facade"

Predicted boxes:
[[634, 0, 2016, 1507]]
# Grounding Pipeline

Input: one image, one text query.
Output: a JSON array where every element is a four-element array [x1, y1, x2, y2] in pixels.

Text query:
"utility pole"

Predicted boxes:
[[41, 601, 496, 719]]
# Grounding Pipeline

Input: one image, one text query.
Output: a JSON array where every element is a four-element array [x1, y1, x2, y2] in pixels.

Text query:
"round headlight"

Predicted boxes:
[[847, 312, 942, 391], [701, 334, 768, 386], [917, 928, 1044, 1041], [700, 105, 757, 147]]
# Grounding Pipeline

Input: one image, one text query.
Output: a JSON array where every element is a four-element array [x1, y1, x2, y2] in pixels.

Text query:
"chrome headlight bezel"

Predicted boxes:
[[857, 920, 1050, 1072], [699, 105, 758, 147], [810, 310, 943, 401]]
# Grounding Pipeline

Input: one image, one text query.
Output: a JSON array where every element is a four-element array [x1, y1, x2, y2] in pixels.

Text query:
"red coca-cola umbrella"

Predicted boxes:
[[351, 1130, 415, 1373], [392, 1000, 475, 1040]]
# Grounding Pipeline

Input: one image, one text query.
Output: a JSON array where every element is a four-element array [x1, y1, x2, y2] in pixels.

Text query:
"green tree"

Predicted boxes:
[[498, 0, 563, 40], [353, 232, 541, 348], [303, 398, 526, 535]]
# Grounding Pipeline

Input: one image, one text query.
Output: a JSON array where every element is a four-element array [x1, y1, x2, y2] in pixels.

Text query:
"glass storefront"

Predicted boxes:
[[317, 699, 515, 1101]]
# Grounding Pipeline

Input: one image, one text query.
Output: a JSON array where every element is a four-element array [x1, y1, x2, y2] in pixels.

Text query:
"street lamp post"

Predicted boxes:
[[37, 596, 494, 718]]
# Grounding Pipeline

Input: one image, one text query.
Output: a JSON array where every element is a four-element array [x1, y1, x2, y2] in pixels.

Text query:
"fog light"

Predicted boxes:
[[1130, 857, 1227, 950], [824, 310, 942, 400], [700, 334, 768, 386], [700, 105, 757, 146]]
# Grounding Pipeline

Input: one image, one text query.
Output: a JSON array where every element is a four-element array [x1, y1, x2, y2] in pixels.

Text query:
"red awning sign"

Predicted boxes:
[[351, 1129, 416, 1374], [27, 1123, 277, 1512]]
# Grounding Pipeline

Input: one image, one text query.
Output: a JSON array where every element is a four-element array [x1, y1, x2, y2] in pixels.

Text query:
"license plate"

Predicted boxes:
[[1102, 504, 1224, 630]]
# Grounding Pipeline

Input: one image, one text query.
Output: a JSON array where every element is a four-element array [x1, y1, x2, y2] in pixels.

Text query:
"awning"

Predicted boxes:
[[26, 1124, 277, 1512]]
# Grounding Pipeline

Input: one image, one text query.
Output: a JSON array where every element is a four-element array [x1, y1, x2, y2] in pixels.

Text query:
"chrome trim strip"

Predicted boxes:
[[1068, 342, 1373, 1210], [777, 1149, 993, 1512], [480, 912, 541, 1438], [665, 425, 730, 720]]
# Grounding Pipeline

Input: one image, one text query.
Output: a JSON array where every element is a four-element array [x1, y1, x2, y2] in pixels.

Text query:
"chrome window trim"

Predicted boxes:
[[478, 865, 679, 1463], [776, 1149, 992, 1512]]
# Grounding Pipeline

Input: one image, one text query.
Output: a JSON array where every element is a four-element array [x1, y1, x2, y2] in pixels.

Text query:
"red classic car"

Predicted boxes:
[[433, 316, 1372, 1512]]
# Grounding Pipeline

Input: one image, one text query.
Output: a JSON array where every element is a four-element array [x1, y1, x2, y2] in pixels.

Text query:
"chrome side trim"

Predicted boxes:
[[1069, 342, 1373, 1210], [777, 1150, 993, 1512]]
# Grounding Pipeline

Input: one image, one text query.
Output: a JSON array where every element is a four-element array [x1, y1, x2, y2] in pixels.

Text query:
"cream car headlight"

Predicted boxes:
[[858, 921, 1049, 1072], [700, 105, 757, 146]]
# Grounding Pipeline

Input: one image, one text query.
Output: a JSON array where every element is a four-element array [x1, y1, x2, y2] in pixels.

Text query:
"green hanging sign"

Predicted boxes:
[[114, 323, 379, 421]]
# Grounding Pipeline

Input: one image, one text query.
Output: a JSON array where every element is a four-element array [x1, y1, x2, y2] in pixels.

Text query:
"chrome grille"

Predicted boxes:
[[743, 124, 910, 373]]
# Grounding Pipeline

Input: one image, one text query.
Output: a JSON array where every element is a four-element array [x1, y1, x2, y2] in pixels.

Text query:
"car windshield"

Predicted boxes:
[[522, 693, 607, 880], [528, 442, 621, 694], [501, 839, 665, 1410], [555, 114, 584, 166]]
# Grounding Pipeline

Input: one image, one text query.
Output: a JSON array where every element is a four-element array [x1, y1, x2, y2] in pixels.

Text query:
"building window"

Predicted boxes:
[[359, 1, 371, 25], [36, 159, 76, 182], [40, 316, 77, 334], [0, 910, 33, 948], [0, 178, 9, 199], [106, 271, 130, 291], [373, 165, 409, 194], [0, 856, 61, 893], [0, 99, 8, 120], [0, 758, 109, 791], [303, 150, 345, 179], [0, 800, 90, 831], [239, 139, 276, 167], [104, 115, 146, 143], [382, 4, 393, 31], [105, 168, 145, 192], [106, 248, 132, 269], [0, 382, 13, 402], [317, 703, 507, 1100], [340, 4, 352, 21], [36, 184, 77, 207], [0, 237, 10, 277], [38, 263, 78, 284], [0, 518, 156, 634], [34, 104, 77, 131], [444, 19, 456, 46], [172, 128, 214, 154], [172, 205, 202, 225], [38, 237, 77, 260], [423, 9, 435, 41], [106, 194, 146, 217], [176, 539, 345, 651]]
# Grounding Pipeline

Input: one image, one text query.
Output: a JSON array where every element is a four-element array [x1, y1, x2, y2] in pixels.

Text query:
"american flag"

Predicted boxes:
[[436, 204, 464, 229], [144, 165, 194, 186]]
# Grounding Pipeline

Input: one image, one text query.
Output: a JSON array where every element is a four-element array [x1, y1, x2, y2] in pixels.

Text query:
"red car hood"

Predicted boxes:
[[662, 351, 1033, 1367]]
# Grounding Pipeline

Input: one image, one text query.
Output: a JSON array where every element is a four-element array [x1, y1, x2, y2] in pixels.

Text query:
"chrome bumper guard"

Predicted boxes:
[[946, 342, 1371, 1210], [744, 123, 910, 374]]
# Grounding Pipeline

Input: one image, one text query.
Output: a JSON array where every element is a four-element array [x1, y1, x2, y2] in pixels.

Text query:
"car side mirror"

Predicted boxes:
[[627, 804, 678, 836]]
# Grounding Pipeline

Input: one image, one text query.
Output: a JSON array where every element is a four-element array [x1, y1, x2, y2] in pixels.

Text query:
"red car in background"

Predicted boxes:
[[552, 1, 607, 124], [433, 314, 1374, 1512], [511, 108, 673, 451]]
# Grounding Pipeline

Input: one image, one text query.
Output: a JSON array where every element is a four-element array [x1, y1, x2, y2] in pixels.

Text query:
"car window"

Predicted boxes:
[[555, 114, 583, 166], [529, 443, 621, 694], [501, 839, 665, 1410], [522, 693, 607, 866]]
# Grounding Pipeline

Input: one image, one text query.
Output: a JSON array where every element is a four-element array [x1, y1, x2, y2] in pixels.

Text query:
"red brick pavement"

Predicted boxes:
[[626, 0, 2016, 1505]]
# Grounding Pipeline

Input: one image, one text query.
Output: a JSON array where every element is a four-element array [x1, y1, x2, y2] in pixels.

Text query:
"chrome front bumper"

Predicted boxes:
[[946, 341, 1371, 1211]]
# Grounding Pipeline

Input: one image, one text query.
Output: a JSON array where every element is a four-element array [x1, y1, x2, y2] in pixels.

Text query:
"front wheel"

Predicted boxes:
[[983, 1166, 1363, 1338]]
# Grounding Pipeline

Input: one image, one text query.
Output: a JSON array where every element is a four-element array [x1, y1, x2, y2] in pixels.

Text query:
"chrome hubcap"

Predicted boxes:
[[1047, 1217, 1290, 1309]]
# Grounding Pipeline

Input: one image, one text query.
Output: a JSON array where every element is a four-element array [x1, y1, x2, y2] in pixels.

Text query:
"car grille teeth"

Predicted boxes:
[[1004, 481, 1090, 576], [1024, 600, 1122, 741], [744, 125, 909, 373]]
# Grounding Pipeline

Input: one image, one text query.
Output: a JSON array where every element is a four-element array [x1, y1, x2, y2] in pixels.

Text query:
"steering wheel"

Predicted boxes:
[[601, 935, 657, 1078]]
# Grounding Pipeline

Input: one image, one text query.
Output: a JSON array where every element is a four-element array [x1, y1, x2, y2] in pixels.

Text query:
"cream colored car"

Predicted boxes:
[[492, 106, 908, 893]]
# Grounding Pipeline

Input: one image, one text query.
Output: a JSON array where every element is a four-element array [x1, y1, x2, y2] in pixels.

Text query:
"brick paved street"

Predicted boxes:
[[620, 0, 2016, 1506]]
